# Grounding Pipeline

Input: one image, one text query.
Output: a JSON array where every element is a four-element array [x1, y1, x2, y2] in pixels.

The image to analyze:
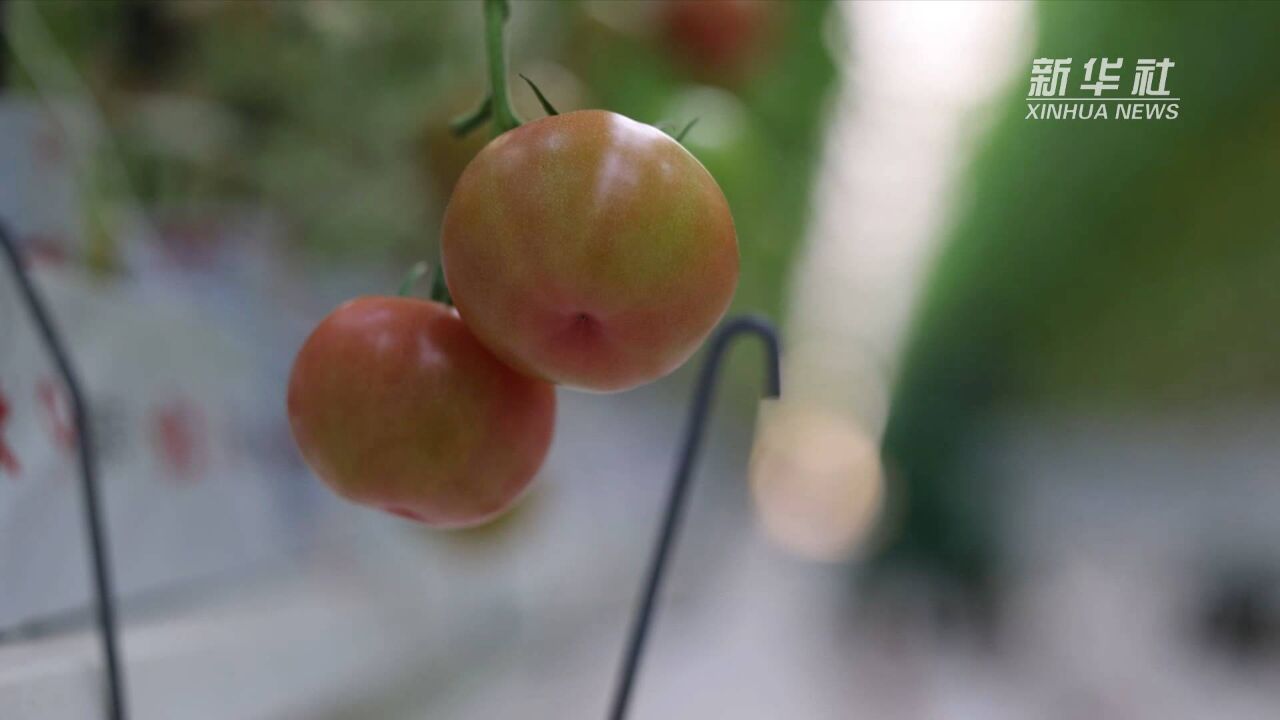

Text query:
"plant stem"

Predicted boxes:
[[398, 261, 430, 297], [483, 0, 521, 136], [450, 93, 492, 137]]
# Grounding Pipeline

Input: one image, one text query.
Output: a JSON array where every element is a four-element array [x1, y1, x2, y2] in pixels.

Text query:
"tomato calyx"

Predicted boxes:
[[397, 259, 452, 306], [451, 1, 703, 148], [519, 74, 560, 117]]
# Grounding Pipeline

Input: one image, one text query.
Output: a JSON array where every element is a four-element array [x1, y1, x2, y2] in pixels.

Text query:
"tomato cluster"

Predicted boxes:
[[288, 109, 737, 527]]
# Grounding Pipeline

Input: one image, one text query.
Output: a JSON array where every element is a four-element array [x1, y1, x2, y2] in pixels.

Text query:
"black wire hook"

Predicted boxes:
[[0, 223, 128, 720], [607, 315, 782, 720]]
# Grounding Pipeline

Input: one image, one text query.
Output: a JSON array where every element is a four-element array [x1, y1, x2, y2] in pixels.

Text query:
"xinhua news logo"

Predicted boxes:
[[1025, 57, 1178, 121]]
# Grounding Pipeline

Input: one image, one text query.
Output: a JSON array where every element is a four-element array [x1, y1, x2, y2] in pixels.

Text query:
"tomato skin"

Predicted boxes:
[[442, 109, 739, 393], [287, 297, 555, 528]]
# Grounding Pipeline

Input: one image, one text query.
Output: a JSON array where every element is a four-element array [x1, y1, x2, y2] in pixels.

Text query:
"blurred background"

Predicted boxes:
[[3, 1, 1280, 717]]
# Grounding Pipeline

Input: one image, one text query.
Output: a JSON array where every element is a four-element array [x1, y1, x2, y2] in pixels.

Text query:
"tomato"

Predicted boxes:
[[658, 0, 777, 85], [441, 109, 738, 393], [287, 297, 556, 527]]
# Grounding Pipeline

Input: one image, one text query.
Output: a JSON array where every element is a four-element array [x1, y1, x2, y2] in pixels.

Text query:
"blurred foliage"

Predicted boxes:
[[877, 1, 1280, 592], [5, 0, 839, 324], [10, 0, 485, 260]]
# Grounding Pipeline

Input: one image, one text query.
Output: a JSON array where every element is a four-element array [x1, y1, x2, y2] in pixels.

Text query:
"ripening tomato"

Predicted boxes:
[[658, 0, 777, 85], [441, 109, 738, 393], [287, 297, 556, 527]]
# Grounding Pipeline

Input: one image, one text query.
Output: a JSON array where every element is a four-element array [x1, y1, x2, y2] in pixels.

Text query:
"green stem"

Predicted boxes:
[[398, 261, 430, 297], [484, 0, 521, 136], [450, 93, 492, 137]]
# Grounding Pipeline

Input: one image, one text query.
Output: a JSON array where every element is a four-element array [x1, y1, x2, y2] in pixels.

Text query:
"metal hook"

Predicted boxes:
[[0, 223, 127, 720], [607, 315, 782, 720]]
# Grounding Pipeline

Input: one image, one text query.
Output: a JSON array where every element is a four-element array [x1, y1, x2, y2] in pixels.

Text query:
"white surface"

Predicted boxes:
[[0, 265, 310, 630]]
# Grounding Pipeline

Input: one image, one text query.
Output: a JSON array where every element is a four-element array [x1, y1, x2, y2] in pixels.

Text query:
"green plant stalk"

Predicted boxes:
[[450, 94, 493, 137], [484, 0, 521, 136], [398, 261, 430, 297], [425, 0, 516, 308]]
